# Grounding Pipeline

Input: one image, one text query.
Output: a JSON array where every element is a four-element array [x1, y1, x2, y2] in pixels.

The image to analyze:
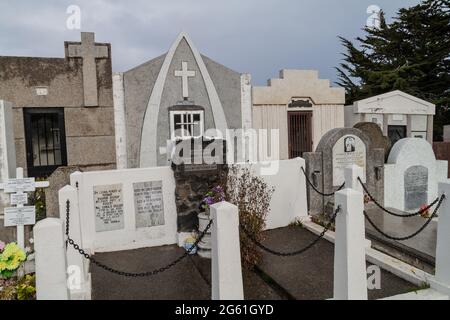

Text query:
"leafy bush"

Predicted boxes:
[[0, 242, 26, 278], [16, 274, 36, 300], [0, 274, 36, 300], [224, 165, 274, 270]]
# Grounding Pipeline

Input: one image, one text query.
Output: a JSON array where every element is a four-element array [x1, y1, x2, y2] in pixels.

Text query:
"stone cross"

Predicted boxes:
[[0, 167, 49, 249], [175, 61, 196, 99], [67, 32, 109, 107]]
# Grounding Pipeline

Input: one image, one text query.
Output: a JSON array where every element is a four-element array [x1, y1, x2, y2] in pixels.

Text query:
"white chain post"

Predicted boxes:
[[211, 201, 244, 300], [429, 180, 450, 297], [333, 165, 368, 300]]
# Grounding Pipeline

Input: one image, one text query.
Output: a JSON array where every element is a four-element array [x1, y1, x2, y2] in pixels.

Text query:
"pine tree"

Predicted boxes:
[[336, 0, 450, 140]]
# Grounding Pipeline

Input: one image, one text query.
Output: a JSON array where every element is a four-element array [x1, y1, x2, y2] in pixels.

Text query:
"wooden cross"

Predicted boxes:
[[0, 167, 49, 249], [175, 61, 196, 99], [67, 32, 109, 107]]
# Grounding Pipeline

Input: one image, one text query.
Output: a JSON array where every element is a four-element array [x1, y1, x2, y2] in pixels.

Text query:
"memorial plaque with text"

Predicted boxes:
[[332, 134, 366, 186], [94, 184, 124, 232], [404, 166, 428, 211], [133, 181, 165, 228]]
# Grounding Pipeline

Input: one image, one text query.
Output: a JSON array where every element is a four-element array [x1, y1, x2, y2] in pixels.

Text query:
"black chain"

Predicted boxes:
[[363, 194, 445, 241], [301, 167, 345, 197], [65, 200, 212, 277], [357, 177, 440, 218], [240, 206, 341, 257]]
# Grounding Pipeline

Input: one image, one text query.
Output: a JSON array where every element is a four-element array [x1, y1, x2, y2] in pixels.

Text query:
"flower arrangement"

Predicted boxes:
[[420, 204, 431, 218], [0, 242, 27, 278], [201, 185, 225, 211]]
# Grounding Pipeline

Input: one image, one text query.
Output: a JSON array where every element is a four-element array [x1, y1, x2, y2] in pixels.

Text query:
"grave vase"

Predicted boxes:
[[197, 209, 212, 259]]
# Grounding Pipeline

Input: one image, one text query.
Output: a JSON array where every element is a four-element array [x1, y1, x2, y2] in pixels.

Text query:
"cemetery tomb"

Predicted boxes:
[[384, 138, 448, 212], [345, 90, 435, 146], [304, 127, 385, 215], [114, 32, 252, 168], [252, 70, 345, 160], [0, 32, 116, 179]]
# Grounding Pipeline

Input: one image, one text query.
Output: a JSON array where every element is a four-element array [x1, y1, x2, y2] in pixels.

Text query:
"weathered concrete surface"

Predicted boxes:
[[91, 245, 210, 300], [190, 256, 283, 300], [365, 205, 437, 266], [91, 244, 282, 300], [258, 226, 418, 300]]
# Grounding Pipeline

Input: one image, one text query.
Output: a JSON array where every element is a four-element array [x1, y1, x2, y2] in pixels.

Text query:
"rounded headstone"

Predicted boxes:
[[354, 122, 391, 159]]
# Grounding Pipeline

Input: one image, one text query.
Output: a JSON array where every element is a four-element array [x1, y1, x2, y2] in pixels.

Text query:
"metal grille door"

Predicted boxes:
[[288, 111, 313, 158]]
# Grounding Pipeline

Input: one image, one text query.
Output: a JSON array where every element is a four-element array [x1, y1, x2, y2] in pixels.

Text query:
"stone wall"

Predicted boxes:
[[0, 34, 116, 177], [171, 138, 227, 232]]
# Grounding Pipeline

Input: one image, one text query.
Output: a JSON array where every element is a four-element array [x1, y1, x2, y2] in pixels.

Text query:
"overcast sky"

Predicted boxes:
[[0, 0, 421, 85]]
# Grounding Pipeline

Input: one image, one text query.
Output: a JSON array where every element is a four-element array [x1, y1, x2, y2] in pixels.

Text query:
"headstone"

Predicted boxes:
[[304, 128, 385, 215], [133, 181, 165, 228], [384, 138, 448, 212], [93, 184, 124, 232], [404, 166, 428, 211], [171, 138, 227, 232], [44, 166, 82, 218], [354, 122, 391, 160], [0, 100, 17, 243]]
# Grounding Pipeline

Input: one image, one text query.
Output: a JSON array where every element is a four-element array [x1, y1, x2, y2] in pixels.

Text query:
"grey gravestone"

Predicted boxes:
[[94, 184, 124, 232], [404, 165, 428, 211], [44, 166, 82, 218], [354, 122, 391, 161], [133, 181, 165, 228], [304, 128, 385, 215], [171, 137, 227, 232]]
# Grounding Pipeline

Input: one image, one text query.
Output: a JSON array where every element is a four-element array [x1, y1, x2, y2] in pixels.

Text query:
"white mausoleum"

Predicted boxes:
[[252, 70, 345, 159], [345, 90, 435, 145]]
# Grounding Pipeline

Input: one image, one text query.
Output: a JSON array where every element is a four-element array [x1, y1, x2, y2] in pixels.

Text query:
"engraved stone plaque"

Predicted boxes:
[[133, 181, 165, 228], [404, 166, 428, 211], [332, 134, 366, 186], [94, 184, 124, 232]]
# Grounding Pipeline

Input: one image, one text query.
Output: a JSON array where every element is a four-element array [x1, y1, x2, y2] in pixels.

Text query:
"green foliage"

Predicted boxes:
[[0, 243, 26, 278], [16, 274, 36, 300], [337, 0, 450, 140], [0, 274, 36, 300], [224, 166, 274, 270]]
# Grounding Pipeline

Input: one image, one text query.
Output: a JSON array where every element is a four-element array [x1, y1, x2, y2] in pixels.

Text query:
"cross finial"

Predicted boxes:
[[67, 32, 109, 107], [175, 61, 196, 99]]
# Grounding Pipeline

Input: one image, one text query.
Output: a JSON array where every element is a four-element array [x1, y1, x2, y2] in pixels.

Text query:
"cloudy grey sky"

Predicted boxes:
[[0, 0, 421, 85]]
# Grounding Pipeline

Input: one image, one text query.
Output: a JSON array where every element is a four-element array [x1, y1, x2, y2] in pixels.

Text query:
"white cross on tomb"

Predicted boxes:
[[175, 61, 196, 99]]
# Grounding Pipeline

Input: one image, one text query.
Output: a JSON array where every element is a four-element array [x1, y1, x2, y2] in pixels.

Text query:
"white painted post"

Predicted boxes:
[[113, 72, 128, 169], [344, 164, 371, 248], [211, 201, 244, 300], [34, 218, 69, 300], [333, 165, 368, 300], [59, 185, 90, 299], [430, 180, 450, 296]]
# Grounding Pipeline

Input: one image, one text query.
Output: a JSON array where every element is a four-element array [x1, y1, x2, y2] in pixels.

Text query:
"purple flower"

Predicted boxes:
[[0, 241, 5, 252]]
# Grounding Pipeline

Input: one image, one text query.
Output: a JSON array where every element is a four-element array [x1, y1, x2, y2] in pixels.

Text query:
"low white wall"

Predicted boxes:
[[68, 166, 177, 253], [236, 158, 308, 230]]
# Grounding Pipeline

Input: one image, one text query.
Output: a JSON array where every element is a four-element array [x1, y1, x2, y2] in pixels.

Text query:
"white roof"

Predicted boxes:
[[349, 90, 435, 115]]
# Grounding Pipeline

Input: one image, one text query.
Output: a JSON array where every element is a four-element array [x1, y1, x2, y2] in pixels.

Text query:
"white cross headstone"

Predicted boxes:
[[67, 32, 109, 107], [175, 61, 196, 99], [0, 167, 49, 249]]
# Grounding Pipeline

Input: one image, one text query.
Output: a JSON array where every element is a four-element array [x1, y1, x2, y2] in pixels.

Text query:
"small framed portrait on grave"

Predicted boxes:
[[344, 136, 356, 153]]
